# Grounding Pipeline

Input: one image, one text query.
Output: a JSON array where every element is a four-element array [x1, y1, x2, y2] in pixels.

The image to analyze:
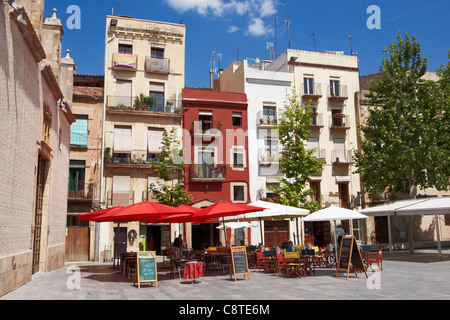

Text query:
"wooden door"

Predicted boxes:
[[65, 227, 90, 262], [264, 221, 289, 247], [32, 156, 46, 274]]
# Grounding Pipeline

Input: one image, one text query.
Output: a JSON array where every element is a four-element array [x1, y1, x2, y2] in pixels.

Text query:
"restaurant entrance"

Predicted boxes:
[[264, 220, 289, 247], [192, 223, 219, 250], [146, 224, 170, 255], [304, 221, 331, 247]]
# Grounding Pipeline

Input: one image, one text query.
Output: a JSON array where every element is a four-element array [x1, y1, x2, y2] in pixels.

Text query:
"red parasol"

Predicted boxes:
[[93, 201, 192, 223], [77, 206, 124, 222], [188, 202, 266, 253]]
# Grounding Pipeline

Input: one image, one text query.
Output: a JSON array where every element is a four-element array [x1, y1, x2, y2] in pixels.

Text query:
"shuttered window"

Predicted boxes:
[[114, 126, 132, 153]]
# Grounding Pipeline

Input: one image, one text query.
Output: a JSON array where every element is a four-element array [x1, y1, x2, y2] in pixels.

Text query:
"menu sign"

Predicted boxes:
[[135, 251, 158, 288], [336, 236, 367, 280], [230, 246, 250, 281]]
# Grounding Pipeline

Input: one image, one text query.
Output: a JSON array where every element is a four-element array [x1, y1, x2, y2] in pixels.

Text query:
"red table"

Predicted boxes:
[[183, 261, 203, 283]]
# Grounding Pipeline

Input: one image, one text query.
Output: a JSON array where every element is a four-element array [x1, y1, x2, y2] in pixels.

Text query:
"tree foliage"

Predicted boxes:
[[354, 33, 450, 199], [270, 90, 323, 212], [148, 128, 193, 206]]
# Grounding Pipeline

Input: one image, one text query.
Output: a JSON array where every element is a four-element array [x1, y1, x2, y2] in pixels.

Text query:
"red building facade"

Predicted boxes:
[[182, 88, 251, 248]]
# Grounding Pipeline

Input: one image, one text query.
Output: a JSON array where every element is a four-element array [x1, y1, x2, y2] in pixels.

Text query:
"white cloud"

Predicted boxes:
[[247, 18, 266, 37], [227, 25, 240, 33], [165, 0, 278, 37]]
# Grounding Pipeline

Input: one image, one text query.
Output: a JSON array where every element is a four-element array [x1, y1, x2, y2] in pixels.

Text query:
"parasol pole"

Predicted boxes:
[[258, 217, 263, 246], [333, 220, 338, 265]]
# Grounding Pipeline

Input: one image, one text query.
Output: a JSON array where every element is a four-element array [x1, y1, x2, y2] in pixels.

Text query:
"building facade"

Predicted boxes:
[[66, 75, 104, 262], [182, 87, 250, 248], [216, 50, 363, 247], [356, 72, 450, 248], [100, 15, 185, 257], [0, 2, 75, 296]]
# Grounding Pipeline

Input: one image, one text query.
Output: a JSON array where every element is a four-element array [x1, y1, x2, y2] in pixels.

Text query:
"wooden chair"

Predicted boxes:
[[263, 250, 277, 273], [283, 252, 307, 278], [256, 251, 265, 272], [276, 254, 285, 276], [366, 248, 383, 271]]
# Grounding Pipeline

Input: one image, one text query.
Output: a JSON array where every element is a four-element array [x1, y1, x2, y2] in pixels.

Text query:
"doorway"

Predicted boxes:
[[264, 220, 289, 247], [32, 155, 46, 274], [113, 227, 127, 259], [192, 223, 220, 249]]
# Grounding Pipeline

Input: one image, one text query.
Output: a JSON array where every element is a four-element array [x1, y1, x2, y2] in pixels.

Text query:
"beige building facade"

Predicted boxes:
[[100, 15, 186, 259], [216, 50, 363, 247], [356, 72, 450, 248], [0, 1, 75, 296], [66, 75, 104, 262]]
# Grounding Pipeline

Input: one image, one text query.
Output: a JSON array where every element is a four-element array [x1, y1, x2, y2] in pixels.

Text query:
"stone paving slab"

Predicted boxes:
[[2, 250, 450, 302]]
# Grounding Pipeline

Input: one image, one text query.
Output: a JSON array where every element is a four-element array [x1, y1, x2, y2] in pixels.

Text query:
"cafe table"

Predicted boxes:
[[183, 261, 204, 284]]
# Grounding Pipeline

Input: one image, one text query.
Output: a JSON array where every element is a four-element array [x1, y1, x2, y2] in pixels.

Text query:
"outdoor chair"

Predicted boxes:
[[177, 260, 188, 280], [256, 251, 265, 272], [263, 250, 277, 273], [366, 248, 383, 271], [276, 254, 285, 276]]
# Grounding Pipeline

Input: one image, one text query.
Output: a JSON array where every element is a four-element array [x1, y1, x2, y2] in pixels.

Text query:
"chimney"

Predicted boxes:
[[59, 50, 76, 109], [41, 8, 64, 79]]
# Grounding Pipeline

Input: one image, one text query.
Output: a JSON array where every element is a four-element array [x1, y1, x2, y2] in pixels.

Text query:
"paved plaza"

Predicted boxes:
[[2, 249, 450, 302]]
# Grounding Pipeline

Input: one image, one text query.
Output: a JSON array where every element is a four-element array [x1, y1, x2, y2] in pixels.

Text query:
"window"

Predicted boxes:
[[148, 128, 164, 160], [70, 115, 88, 146], [332, 107, 344, 127], [118, 44, 133, 54], [113, 126, 132, 162], [149, 82, 165, 112], [304, 77, 314, 95], [151, 47, 164, 59], [198, 111, 213, 133], [112, 175, 131, 207], [233, 185, 245, 202], [309, 106, 318, 125], [266, 182, 280, 200], [232, 112, 242, 126], [69, 160, 85, 192], [263, 106, 276, 123], [330, 79, 340, 97], [233, 148, 244, 168]]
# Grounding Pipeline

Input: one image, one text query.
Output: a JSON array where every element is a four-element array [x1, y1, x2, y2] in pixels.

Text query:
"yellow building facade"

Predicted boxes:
[[100, 15, 186, 259]]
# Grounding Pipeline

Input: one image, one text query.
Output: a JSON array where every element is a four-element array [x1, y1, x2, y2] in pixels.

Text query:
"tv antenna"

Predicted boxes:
[[311, 32, 317, 52], [209, 51, 222, 89], [274, 13, 278, 58], [266, 42, 274, 60], [284, 20, 291, 49], [347, 35, 356, 55]]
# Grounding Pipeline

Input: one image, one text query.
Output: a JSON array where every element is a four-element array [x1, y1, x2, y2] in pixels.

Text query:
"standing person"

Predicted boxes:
[[336, 225, 345, 245], [173, 234, 186, 258]]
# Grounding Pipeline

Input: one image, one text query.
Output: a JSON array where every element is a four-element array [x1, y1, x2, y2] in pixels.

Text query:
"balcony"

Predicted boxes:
[[192, 121, 222, 139], [145, 56, 170, 74], [332, 150, 353, 165], [68, 183, 95, 202], [301, 83, 322, 99], [104, 150, 156, 168], [327, 85, 348, 101], [307, 113, 324, 129], [106, 96, 181, 116], [112, 53, 137, 71], [258, 148, 280, 166], [190, 164, 226, 182], [257, 111, 278, 128], [107, 190, 135, 207], [330, 114, 350, 132]]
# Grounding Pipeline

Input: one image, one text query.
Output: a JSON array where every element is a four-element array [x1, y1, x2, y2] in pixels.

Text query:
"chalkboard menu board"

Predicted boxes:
[[230, 247, 250, 281], [336, 236, 367, 280], [135, 251, 158, 288]]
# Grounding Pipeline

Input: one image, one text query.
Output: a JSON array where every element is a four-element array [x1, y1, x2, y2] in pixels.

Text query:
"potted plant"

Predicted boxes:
[[134, 94, 153, 111]]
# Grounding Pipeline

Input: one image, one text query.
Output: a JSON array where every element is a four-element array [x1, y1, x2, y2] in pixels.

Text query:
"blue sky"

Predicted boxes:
[[45, 0, 450, 88]]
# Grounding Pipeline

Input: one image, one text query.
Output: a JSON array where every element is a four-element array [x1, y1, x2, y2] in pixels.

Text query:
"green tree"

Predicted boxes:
[[148, 128, 192, 206], [354, 33, 450, 200], [269, 90, 323, 212]]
